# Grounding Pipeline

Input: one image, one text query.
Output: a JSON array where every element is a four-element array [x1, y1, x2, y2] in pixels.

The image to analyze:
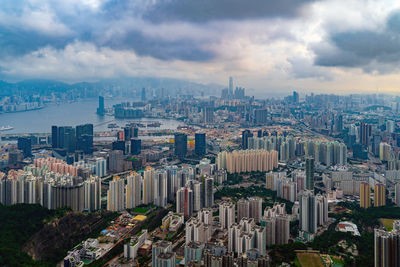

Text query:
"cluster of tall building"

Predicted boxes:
[[217, 150, 278, 173], [236, 197, 263, 223], [52, 124, 94, 154], [360, 182, 386, 208], [186, 209, 214, 245], [107, 163, 216, 212], [174, 132, 207, 158], [217, 200, 290, 260], [304, 140, 347, 167], [244, 132, 347, 166], [299, 191, 328, 240], [0, 160, 101, 211], [112, 125, 142, 157], [261, 203, 290, 246], [247, 134, 298, 161], [265, 169, 313, 203], [74, 157, 107, 177], [228, 218, 266, 256], [374, 221, 400, 267], [176, 176, 214, 217], [221, 77, 246, 100]]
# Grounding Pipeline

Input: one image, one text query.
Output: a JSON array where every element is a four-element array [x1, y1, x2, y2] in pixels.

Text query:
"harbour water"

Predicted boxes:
[[0, 98, 183, 134]]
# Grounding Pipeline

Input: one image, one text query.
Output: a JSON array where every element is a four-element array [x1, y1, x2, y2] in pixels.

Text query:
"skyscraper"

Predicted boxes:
[[83, 176, 102, 212], [130, 138, 141, 155], [254, 109, 268, 124], [249, 197, 263, 223], [153, 170, 168, 207], [299, 191, 317, 234], [360, 182, 371, 208], [219, 202, 235, 229], [395, 183, 400, 206], [202, 107, 214, 124], [276, 215, 290, 245], [374, 228, 400, 267], [305, 157, 315, 190], [174, 133, 187, 158], [133, 127, 139, 138], [51, 126, 58, 148], [360, 122, 372, 147], [229, 76, 233, 97], [141, 88, 146, 101], [316, 194, 328, 226], [107, 176, 125, 212], [109, 150, 124, 173], [143, 167, 154, 204], [374, 183, 386, 207], [242, 130, 253, 150], [152, 241, 172, 267], [112, 140, 126, 153], [203, 177, 214, 208], [237, 199, 249, 222], [293, 91, 299, 103], [176, 187, 193, 217], [17, 137, 32, 158], [63, 126, 76, 153], [195, 133, 206, 156], [126, 172, 142, 209], [76, 123, 93, 154], [97, 96, 105, 115]]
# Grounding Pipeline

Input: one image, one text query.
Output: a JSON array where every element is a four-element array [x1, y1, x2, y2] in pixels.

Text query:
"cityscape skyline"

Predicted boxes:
[[2, 1, 400, 267]]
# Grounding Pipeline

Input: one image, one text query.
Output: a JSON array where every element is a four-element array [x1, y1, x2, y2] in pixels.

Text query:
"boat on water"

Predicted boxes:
[[0, 126, 13, 131], [147, 122, 161, 127], [107, 123, 118, 129]]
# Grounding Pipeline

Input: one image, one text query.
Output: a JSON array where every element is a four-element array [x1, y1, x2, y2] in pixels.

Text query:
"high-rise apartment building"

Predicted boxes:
[[249, 197, 263, 223], [143, 167, 154, 205], [374, 227, 400, 267], [217, 149, 278, 173], [374, 183, 386, 207], [360, 182, 371, 208], [305, 157, 315, 190], [203, 177, 214, 208], [219, 202, 235, 229], [126, 172, 142, 209], [153, 169, 168, 207], [237, 199, 250, 222], [202, 107, 214, 124], [299, 191, 317, 234], [176, 187, 194, 217], [152, 241, 172, 266], [395, 183, 400, 206], [107, 176, 125, 212]]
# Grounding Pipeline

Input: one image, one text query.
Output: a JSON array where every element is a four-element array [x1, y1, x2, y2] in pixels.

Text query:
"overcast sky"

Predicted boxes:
[[1, 0, 400, 95]]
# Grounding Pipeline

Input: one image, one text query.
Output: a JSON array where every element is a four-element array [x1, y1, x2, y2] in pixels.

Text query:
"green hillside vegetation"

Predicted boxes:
[[0, 204, 68, 267]]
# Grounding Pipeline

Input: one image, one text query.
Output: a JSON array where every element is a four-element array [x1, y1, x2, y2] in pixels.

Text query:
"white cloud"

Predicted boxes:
[[1, 0, 400, 95]]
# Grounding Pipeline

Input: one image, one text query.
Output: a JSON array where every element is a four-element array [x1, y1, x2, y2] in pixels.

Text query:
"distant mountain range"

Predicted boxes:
[[0, 77, 223, 97]]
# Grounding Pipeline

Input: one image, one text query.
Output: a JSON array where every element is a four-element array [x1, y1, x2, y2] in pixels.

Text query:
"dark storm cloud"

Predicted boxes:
[[144, 0, 317, 23], [0, 27, 71, 58], [103, 30, 215, 61], [0, 0, 215, 62], [314, 10, 400, 71]]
